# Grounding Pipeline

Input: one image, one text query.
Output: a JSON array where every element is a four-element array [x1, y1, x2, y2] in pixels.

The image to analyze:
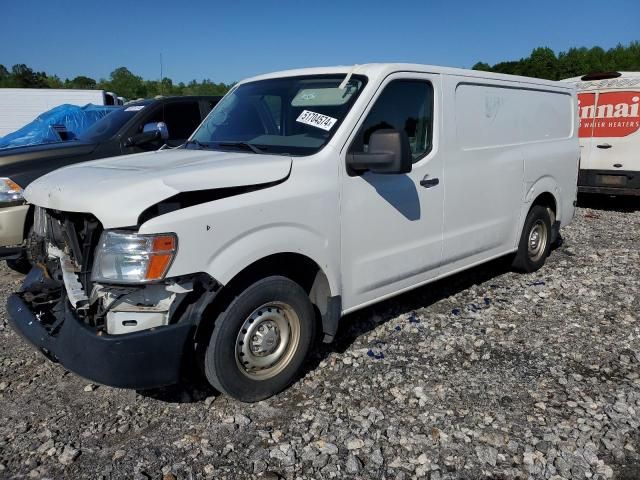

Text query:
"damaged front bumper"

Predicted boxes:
[[7, 266, 204, 390]]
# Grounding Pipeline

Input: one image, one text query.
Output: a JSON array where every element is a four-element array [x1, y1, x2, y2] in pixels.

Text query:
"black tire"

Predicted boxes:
[[512, 205, 552, 273], [204, 276, 315, 402]]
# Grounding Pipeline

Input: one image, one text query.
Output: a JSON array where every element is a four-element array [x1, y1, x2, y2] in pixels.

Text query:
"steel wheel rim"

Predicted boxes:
[[235, 302, 301, 380], [527, 220, 547, 262]]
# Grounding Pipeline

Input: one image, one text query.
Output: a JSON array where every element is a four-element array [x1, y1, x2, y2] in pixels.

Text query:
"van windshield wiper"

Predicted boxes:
[[217, 141, 265, 154], [184, 140, 213, 150]]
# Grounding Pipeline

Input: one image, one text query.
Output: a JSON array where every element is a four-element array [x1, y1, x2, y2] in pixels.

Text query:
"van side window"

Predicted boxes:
[[351, 80, 433, 162]]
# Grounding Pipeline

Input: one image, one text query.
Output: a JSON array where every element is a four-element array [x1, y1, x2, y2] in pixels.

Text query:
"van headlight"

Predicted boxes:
[[92, 231, 177, 283], [0, 178, 24, 205]]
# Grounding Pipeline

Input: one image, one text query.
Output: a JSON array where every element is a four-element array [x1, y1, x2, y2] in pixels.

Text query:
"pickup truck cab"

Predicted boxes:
[[0, 96, 221, 270], [8, 64, 579, 402]]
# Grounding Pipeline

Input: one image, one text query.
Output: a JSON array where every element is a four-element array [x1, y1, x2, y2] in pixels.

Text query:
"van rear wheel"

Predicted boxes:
[[203, 276, 315, 402], [512, 205, 552, 273]]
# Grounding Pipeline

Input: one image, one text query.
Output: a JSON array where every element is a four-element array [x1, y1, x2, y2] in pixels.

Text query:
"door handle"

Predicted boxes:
[[597, 143, 612, 149], [420, 175, 439, 188]]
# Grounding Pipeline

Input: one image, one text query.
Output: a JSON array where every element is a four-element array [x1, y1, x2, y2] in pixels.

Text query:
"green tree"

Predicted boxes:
[[471, 62, 492, 72], [99, 67, 147, 99], [524, 47, 559, 80], [46, 75, 64, 88], [584, 46, 607, 73], [472, 41, 640, 80], [69, 75, 97, 89], [10, 64, 49, 88], [0, 64, 9, 87], [557, 47, 589, 79]]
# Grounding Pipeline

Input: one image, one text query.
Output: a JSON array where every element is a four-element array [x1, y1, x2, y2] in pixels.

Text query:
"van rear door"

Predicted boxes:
[[586, 89, 640, 187]]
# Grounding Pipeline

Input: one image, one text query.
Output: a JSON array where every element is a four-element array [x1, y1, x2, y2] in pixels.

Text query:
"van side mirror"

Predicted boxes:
[[124, 122, 169, 147], [346, 129, 412, 174]]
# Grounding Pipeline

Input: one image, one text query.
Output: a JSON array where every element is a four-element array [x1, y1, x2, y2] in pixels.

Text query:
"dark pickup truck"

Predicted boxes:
[[0, 95, 221, 270]]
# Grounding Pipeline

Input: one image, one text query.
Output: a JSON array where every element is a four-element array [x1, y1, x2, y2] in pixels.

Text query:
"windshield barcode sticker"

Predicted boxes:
[[296, 110, 337, 131], [125, 106, 145, 112]]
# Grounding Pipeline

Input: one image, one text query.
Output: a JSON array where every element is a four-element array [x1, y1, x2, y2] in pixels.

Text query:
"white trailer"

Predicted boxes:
[[0, 88, 122, 137]]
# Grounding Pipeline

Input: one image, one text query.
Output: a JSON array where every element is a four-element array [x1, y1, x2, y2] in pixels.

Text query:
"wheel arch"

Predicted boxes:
[[195, 252, 341, 347], [531, 191, 557, 221], [524, 176, 561, 221], [515, 176, 562, 249]]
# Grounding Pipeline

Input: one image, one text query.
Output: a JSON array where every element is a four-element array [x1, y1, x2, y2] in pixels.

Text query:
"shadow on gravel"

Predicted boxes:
[[577, 193, 640, 212], [140, 376, 218, 404], [617, 463, 640, 480], [304, 254, 516, 371]]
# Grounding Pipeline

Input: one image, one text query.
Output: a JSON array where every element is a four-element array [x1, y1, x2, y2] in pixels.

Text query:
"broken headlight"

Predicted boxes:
[[92, 231, 177, 284]]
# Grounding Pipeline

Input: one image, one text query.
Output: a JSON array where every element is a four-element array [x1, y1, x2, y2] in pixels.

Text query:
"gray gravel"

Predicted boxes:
[[1, 197, 639, 480]]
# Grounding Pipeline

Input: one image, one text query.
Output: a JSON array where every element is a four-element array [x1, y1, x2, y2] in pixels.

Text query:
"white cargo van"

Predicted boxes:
[[563, 72, 640, 196], [0, 88, 123, 137], [8, 64, 579, 402]]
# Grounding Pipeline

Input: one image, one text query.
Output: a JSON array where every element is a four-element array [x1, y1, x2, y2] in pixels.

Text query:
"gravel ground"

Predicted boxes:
[[0, 196, 639, 480]]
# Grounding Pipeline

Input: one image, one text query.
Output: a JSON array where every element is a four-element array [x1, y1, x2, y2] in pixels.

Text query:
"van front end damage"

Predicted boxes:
[[7, 208, 218, 389]]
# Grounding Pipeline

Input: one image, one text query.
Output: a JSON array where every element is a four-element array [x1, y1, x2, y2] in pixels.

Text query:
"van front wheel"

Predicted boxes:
[[512, 205, 552, 273], [203, 276, 316, 402]]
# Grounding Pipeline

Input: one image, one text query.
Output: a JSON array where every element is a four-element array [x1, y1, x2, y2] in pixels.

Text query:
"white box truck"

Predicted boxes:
[[563, 71, 640, 196], [0, 88, 122, 137], [8, 64, 579, 402]]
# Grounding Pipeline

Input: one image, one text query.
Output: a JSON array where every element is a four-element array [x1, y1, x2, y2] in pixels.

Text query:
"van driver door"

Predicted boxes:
[[340, 73, 444, 311]]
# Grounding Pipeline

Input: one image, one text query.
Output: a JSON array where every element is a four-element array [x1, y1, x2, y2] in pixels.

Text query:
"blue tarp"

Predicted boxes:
[[0, 104, 120, 150]]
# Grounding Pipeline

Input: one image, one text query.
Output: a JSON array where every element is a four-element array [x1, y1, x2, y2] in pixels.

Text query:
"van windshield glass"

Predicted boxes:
[[189, 75, 366, 155]]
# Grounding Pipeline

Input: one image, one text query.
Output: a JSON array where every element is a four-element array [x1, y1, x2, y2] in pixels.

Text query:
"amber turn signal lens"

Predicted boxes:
[[146, 254, 173, 280], [152, 235, 176, 253], [145, 235, 177, 280]]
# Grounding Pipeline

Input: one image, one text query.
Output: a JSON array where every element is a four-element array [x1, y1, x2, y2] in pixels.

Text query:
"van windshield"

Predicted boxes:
[[188, 75, 367, 155]]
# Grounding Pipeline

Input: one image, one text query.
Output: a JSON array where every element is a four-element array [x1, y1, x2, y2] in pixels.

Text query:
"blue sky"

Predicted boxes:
[[2, 0, 638, 84]]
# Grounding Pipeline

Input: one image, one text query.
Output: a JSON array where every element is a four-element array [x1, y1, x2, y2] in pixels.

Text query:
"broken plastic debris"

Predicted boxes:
[[367, 349, 385, 360]]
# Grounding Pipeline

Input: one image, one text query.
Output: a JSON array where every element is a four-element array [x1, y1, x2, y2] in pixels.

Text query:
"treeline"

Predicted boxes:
[[473, 42, 640, 80], [2, 41, 638, 97], [0, 64, 232, 99]]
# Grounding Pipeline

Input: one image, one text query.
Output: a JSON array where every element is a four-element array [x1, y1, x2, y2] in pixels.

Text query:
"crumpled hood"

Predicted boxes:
[[25, 148, 292, 228]]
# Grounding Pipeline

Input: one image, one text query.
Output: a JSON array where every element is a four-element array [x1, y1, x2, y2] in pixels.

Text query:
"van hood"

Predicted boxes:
[[24, 148, 292, 228]]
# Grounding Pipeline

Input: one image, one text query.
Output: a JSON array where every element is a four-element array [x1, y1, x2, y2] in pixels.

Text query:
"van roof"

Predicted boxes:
[[561, 71, 640, 90], [240, 63, 574, 90]]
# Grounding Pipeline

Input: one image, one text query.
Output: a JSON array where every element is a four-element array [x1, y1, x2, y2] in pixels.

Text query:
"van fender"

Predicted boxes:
[[204, 222, 340, 297], [516, 176, 561, 248]]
